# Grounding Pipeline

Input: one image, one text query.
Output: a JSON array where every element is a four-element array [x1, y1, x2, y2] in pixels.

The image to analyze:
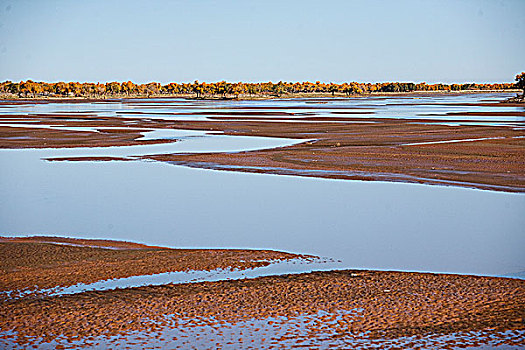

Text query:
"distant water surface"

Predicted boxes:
[[0, 93, 524, 278]]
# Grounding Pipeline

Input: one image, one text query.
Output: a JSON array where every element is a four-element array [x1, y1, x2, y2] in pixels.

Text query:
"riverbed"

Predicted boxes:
[[1, 93, 524, 278]]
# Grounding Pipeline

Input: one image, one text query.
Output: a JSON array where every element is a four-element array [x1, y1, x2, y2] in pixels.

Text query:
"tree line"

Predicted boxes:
[[0, 80, 518, 99]]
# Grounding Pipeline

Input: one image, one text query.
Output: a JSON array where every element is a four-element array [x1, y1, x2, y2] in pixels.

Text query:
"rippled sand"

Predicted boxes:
[[0, 238, 523, 349]]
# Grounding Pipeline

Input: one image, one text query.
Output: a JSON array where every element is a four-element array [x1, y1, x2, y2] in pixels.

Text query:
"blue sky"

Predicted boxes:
[[0, 0, 523, 84]]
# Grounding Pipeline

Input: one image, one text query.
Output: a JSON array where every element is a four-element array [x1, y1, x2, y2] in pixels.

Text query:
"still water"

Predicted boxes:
[[1, 92, 523, 124], [0, 94, 524, 278], [1, 149, 523, 278]]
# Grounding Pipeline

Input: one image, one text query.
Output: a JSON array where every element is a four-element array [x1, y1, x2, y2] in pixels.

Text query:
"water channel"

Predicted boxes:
[[1, 93, 524, 284]]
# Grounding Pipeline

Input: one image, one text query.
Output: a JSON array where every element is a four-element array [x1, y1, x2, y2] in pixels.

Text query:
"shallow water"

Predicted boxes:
[[27, 257, 339, 297], [1, 149, 523, 278], [4, 312, 522, 350], [2, 134, 302, 158], [1, 93, 523, 123], [1, 93, 524, 280]]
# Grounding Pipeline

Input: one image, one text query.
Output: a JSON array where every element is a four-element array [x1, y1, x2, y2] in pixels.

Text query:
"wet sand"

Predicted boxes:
[[1, 96, 523, 348], [0, 251, 523, 348], [0, 114, 173, 149], [0, 237, 311, 299], [145, 119, 524, 192], [1, 122, 524, 192], [1, 97, 523, 192]]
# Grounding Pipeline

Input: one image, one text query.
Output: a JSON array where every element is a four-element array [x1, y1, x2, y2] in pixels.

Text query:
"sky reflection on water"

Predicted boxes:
[[1, 93, 524, 279], [1, 148, 523, 278], [1, 93, 523, 124]]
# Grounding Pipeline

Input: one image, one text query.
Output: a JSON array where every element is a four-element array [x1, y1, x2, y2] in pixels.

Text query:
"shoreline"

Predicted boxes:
[[1, 94, 523, 192], [0, 89, 522, 102], [0, 237, 523, 349], [144, 117, 524, 193], [0, 236, 315, 299]]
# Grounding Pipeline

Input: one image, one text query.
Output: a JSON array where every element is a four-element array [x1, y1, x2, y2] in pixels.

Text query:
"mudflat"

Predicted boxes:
[[1, 95, 524, 347], [0, 237, 311, 299], [0, 239, 523, 349], [146, 117, 524, 192], [0, 96, 523, 192]]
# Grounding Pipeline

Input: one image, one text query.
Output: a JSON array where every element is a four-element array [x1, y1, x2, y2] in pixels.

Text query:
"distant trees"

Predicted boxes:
[[378, 82, 416, 93], [144, 82, 160, 96], [68, 82, 82, 96], [215, 81, 232, 98], [231, 82, 245, 98], [0, 80, 518, 99], [106, 82, 121, 95], [245, 83, 257, 96], [192, 80, 204, 98], [121, 81, 136, 95], [343, 83, 362, 96], [515, 72, 525, 96], [271, 81, 285, 97], [328, 84, 339, 96]]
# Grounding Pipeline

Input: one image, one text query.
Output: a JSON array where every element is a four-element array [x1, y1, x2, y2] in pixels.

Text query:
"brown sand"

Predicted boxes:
[[145, 119, 525, 192], [1, 267, 523, 348], [0, 125, 170, 149], [0, 237, 312, 298], [1, 98, 524, 192], [0, 238, 523, 349]]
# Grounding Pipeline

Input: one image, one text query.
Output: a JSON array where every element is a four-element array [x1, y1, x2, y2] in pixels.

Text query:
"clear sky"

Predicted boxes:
[[0, 0, 523, 84]]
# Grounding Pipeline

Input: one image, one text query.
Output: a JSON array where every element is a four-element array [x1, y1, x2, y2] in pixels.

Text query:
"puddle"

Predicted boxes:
[[10, 257, 339, 298], [400, 135, 524, 146], [139, 129, 218, 141], [4, 312, 522, 349]]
